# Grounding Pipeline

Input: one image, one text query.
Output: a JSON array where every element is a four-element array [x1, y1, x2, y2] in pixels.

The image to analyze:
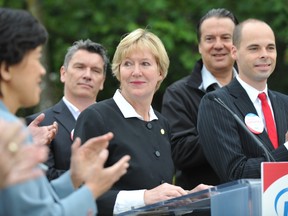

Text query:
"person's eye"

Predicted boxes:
[[249, 47, 258, 51], [75, 65, 84, 69], [92, 69, 101, 73], [123, 61, 132, 67], [223, 36, 232, 41], [268, 46, 275, 51], [142, 62, 151, 66]]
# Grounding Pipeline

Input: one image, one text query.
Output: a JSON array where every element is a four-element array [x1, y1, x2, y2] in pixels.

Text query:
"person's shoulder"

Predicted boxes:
[[89, 98, 114, 108], [79, 98, 118, 122], [201, 87, 228, 103], [166, 75, 191, 90], [0, 109, 19, 123], [271, 90, 288, 101], [25, 100, 62, 122], [84, 98, 116, 114], [154, 109, 168, 122]]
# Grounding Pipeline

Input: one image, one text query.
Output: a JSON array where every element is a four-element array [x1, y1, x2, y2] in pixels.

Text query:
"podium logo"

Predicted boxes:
[[275, 188, 288, 215], [263, 175, 288, 216]]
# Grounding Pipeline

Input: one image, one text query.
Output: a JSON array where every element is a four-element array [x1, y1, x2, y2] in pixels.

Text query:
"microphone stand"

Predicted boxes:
[[213, 97, 275, 162]]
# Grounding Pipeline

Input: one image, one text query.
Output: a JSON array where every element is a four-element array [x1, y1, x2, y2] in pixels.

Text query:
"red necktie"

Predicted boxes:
[[258, 92, 278, 148]]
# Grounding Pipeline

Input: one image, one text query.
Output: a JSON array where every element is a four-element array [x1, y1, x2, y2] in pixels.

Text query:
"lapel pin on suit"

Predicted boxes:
[[70, 129, 74, 141], [244, 113, 264, 134]]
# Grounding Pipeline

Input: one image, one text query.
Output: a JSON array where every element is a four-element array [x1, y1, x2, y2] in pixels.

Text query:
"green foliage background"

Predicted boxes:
[[1, 0, 288, 115]]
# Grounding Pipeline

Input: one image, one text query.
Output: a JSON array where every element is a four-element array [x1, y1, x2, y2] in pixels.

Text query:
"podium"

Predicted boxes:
[[116, 179, 261, 216]]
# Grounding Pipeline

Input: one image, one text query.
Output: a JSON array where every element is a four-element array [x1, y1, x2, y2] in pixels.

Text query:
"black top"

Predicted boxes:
[[161, 59, 220, 189], [198, 78, 288, 182], [74, 98, 174, 215]]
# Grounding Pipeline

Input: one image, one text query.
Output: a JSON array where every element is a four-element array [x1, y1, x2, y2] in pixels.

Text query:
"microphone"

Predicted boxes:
[[207, 94, 275, 162]]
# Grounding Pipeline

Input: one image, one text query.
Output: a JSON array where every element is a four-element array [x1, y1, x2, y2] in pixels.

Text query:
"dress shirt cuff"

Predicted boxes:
[[284, 142, 288, 150], [113, 190, 146, 214]]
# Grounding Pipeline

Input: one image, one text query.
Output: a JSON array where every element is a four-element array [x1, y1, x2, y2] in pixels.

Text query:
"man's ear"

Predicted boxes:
[[198, 44, 202, 55], [99, 76, 106, 91], [60, 65, 66, 83], [231, 45, 238, 61], [0, 62, 11, 81]]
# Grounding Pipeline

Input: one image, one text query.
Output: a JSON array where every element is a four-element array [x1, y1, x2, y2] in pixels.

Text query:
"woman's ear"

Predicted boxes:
[[0, 62, 12, 81]]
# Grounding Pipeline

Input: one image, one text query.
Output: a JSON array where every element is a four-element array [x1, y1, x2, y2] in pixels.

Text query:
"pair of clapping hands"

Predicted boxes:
[[1, 114, 130, 199]]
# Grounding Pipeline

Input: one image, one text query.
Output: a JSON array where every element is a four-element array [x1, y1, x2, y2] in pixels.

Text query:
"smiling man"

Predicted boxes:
[[26, 39, 109, 180], [161, 8, 238, 190], [198, 19, 288, 182]]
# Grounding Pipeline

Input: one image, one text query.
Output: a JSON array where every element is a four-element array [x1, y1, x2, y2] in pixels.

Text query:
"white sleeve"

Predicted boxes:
[[284, 141, 288, 150], [113, 190, 146, 214]]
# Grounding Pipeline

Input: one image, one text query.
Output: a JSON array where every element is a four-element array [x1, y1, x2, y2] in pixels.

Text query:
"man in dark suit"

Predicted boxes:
[[198, 19, 288, 183], [161, 8, 238, 189], [26, 39, 109, 180]]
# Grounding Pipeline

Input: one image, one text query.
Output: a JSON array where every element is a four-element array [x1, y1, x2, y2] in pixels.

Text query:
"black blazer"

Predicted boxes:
[[26, 99, 76, 180], [198, 78, 288, 182], [161, 59, 220, 189], [74, 98, 174, 216]]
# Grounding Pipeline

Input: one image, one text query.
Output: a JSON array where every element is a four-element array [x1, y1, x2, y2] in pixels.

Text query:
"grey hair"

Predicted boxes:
[[63, 39, 109, 75]]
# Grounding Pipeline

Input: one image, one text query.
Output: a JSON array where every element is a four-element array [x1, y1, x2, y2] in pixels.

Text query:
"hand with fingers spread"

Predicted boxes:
[[70, 132, 130, 198], [27, 113, 58, 145], [85, 149, 130, 199], [0, 120, 48, 188]]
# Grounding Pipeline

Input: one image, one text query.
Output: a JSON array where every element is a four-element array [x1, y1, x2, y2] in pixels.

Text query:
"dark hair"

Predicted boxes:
[[0, 8, 48, 66], [196, 8, 238, 43], [63, 39, 109, 75]]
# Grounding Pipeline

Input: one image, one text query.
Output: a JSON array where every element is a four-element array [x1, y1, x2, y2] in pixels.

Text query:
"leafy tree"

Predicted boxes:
[[0, 0, 287, 115]]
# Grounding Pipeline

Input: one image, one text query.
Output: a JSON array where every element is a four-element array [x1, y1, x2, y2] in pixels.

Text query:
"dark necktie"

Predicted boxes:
[[258, 92, 278, 148]]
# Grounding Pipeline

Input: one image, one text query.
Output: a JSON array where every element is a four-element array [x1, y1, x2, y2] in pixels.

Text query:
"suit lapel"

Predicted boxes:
[[268, 91, 286, 145], [53, 100, 76, 135], [227, 79, 274, 150]]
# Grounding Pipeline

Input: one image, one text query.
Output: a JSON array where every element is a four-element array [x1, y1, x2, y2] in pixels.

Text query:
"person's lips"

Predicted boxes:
[[78, 83, 93, 88], [255, 63, 272, 71], [130, 81, 146, 85], [211, 53, 228, 61]]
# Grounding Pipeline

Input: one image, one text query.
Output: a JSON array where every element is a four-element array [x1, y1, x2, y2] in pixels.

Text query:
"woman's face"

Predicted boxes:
[[119, 48, 163, 105], [3, 46, 46, 113]]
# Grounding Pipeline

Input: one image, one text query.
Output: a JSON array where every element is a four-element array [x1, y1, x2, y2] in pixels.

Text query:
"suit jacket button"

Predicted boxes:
[[155, 151, 160, 157], [146, 123, 152, 129]]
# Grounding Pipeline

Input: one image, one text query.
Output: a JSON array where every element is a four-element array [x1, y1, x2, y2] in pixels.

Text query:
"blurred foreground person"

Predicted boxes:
[[0, 7, 130, 216]]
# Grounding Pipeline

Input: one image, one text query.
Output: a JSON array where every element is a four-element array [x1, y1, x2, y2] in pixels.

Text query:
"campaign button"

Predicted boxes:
[[244, 113, 264, 134]]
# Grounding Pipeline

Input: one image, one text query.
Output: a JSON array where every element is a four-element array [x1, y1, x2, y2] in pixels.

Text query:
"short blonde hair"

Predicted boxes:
[[112, 28, 169, 91]]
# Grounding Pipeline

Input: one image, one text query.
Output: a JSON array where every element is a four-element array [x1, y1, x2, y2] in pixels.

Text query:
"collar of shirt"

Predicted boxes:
[[199, 64, 237, 91], [236, 76, 269, 104], [236, 76, 274, 128], [113, 89, 158, 121], [62, 96, 81, 120]]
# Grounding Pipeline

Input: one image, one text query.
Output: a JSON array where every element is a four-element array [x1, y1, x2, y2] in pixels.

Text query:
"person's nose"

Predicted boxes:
[[83, 68, 92, 80], [40, 64, 46, 76], [214, 38, 224, 49], [259, 48, 269, 58], [132, 64, 142, 76]]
